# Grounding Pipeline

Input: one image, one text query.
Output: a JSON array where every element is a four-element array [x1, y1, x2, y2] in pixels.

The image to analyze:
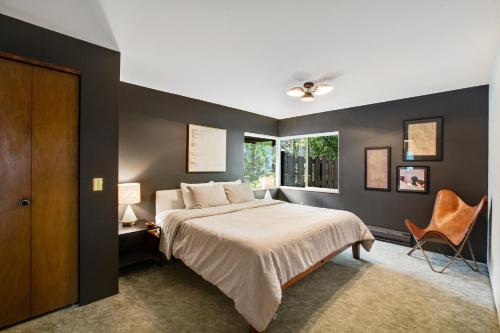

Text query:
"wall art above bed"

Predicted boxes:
[[188, 124, 227, 172]]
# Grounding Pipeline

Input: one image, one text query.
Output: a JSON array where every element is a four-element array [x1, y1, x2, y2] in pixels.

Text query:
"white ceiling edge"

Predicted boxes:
[[120, 78, 490, 120]]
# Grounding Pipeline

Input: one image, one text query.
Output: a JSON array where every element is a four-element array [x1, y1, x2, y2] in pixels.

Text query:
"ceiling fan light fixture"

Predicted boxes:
[[287, 79, 333, 101], [314, 82, 334, 96], [286, 87, 305, 97], [300, 92, 315, 102]]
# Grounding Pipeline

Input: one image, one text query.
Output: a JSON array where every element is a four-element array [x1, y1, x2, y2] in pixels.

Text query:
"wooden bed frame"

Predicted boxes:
[[249, 241, 361, 333]]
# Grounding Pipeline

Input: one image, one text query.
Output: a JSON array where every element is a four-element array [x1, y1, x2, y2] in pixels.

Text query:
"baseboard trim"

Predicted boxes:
[[368, 225, 412, 246]]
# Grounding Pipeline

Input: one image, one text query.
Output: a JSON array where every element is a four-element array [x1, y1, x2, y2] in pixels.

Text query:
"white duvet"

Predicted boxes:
[[157, 200, 374, 331]]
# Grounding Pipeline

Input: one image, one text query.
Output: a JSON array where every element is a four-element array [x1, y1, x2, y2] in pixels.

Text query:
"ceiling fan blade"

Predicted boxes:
[[286, 86, 305, 97]]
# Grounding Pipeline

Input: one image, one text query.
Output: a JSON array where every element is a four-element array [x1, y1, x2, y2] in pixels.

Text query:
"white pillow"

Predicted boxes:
[[188, 183, 229, 209], [180, 181, 213, 209], [223, 183, 255, 204]]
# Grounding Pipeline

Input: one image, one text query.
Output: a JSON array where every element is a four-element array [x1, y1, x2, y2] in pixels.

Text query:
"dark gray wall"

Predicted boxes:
[[279, 86, 489, 262], [0, 14, 120, 304], [119, 82, 278, 219]]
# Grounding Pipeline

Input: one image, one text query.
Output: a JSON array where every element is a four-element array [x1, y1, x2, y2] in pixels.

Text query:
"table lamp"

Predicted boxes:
[[118, 182, 141, 226]]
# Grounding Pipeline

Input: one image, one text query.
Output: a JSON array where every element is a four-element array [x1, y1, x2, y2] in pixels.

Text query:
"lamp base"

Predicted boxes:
[[120, 220, 136, 226]]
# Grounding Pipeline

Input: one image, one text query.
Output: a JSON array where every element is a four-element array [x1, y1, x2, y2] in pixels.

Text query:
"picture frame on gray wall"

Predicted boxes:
[[396, 166, 430, 194], [403, 117, 443, 161], [187, 124, 227, 172], [364, 146, 391, 191]]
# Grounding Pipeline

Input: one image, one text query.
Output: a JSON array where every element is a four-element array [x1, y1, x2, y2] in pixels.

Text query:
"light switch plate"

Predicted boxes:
[[93, 178, 103, 191]]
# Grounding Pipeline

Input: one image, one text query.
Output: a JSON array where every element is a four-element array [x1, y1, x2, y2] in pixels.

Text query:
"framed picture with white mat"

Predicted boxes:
[[188, 124, 227, 172]]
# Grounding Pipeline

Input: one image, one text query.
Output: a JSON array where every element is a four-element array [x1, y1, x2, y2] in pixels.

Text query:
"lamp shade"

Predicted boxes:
[[118, 183, 141, 205]]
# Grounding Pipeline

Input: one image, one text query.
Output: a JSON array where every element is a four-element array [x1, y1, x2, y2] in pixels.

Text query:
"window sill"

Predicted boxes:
[[280, 186, 340, 194]]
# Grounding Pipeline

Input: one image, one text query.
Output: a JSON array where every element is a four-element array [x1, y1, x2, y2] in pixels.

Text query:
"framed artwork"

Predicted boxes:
[[403, 117, 443, 161], [396, 166, 430, 194], [364, 147, 391, 191], [187, 124, 226, 172]]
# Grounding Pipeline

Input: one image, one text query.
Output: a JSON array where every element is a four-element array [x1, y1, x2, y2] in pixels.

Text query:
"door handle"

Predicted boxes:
[[20, 199, 31, 207]]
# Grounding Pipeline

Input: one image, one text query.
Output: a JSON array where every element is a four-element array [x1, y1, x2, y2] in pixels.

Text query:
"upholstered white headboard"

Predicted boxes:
[[155, 189, 185, 215], [155, 187, 268, 215]]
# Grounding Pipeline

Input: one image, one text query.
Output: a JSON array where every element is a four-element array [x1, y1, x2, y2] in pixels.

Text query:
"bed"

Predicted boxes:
[[155, 189, 374, 332]]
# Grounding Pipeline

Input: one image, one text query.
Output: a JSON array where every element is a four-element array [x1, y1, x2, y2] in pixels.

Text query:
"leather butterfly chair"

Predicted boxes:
[[405, 189, 487, 273]]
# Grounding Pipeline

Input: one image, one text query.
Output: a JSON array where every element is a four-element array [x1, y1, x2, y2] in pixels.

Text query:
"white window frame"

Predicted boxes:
[[244, 132, 281, 189], [279, 131, 340, 194], [244, 131, 340, 194]]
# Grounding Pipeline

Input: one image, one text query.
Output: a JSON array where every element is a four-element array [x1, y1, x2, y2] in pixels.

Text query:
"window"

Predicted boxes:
[[243, 132, 339, 193], [244, 134, 277, 189], [280, 132, 339, 191]]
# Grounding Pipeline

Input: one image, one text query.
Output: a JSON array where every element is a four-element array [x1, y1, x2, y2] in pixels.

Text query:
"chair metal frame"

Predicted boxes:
[[407, 232, 478, 273]]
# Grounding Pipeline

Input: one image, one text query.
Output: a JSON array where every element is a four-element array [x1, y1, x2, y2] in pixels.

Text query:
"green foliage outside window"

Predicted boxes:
[[280, 138, 306, 157], [308, 136, 338, 160], [244, 141, 275, 189]]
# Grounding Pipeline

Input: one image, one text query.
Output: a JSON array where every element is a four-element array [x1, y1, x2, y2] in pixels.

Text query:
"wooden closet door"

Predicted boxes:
[[30, 66, 78, 316], [0, 59, 32, 328]]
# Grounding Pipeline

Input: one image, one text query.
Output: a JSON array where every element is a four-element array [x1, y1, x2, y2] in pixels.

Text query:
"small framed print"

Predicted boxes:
[[403, 117, 443, 161], [397, 166, 430, 194], [364, 147, 391, 191]]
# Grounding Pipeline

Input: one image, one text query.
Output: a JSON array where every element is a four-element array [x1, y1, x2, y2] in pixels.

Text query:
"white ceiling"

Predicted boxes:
[[1, 0, 499, 119]]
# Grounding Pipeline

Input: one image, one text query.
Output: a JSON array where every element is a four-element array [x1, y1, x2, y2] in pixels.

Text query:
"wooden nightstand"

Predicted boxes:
[[118, 220, 162, 268]]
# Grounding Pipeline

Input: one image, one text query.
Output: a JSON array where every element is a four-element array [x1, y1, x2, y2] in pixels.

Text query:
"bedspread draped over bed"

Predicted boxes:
[[158, 200, 374, 332]]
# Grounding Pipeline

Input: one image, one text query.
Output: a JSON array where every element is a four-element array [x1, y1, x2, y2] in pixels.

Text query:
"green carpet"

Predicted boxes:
[[5, 242, 499, 332]]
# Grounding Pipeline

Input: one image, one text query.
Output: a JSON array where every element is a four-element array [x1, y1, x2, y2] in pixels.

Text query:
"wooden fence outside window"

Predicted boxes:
[[281, 152, 338, 188]]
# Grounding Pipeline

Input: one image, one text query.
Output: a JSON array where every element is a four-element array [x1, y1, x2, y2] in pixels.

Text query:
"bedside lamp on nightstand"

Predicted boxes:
[[118, 183, 141, 226]]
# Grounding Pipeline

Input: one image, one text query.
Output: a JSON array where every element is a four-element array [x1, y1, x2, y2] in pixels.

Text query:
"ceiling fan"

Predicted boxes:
[[286, 81, 334, 102]]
